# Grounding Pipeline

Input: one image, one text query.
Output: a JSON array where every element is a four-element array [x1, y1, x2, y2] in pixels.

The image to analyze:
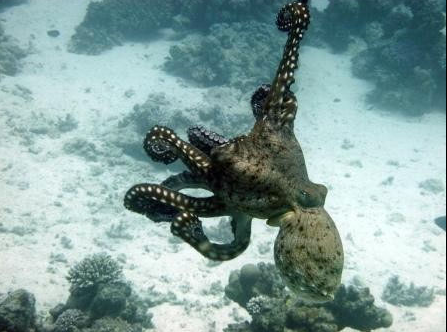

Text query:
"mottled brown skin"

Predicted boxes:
[[124, 1, 344, 302]]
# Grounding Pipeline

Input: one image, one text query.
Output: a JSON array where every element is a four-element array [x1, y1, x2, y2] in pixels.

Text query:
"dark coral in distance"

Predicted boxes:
[[69, 0, 286, 55], [313, 0, 446, 115]]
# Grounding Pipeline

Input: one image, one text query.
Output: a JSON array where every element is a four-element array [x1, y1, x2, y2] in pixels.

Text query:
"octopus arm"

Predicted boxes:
[[263, 2, 310, 129]]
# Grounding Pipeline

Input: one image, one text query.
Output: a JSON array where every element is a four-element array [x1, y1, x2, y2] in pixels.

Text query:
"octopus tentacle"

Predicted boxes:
[[171, 211, 252, 261], [263, 2, 310, 128], [161, 170, 210, 191], [145, 126, 211, 175], [124, 183, 224, 220], [136, 171, 211, 222], [187, 125, 229, 156]]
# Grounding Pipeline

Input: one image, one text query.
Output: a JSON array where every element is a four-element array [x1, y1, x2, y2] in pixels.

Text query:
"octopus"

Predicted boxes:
[[124, 1, 344, 302]]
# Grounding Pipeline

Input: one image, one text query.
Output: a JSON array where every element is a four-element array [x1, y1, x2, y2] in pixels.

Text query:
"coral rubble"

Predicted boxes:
[[224, 263, 393, 332], [382, 276, 436, 307]]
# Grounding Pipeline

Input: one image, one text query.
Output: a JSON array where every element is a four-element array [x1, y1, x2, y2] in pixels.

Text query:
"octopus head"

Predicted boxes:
[[273, 207, 344, 302]]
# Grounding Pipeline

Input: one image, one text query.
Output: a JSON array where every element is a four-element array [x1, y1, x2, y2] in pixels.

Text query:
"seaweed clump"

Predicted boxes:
[[313, 0, 446, 115], [44, 253, 153, 332], [381, 275, 436, 307], [224, 263, 393, 332]]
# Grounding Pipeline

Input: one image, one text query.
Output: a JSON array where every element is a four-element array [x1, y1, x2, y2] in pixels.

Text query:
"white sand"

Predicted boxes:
[[0, 1, 446, 331]]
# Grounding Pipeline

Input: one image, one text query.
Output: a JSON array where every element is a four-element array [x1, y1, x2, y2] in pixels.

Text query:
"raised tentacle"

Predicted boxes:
[[171, 211, 252, 261], [263, 1, 310, 128], [187, 125, 229, 156], [145, 126, 211, 176]]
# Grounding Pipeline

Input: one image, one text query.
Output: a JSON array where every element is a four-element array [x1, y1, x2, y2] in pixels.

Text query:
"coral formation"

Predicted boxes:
[[44, 254, 153, 332], [0, 289, 36, 332], [382, 275, 436, 307], [0, 23, 27, 76], [53, 309, 89, 332], [224, 263, 393, 332], [314, 0, 446, 114], [224, 263, 286, 307], [69, 0, 285, 55]]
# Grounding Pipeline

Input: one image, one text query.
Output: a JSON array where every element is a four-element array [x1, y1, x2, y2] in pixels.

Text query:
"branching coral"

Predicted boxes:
[[382, 276, 435, 307], [66, 253, 124, 293]]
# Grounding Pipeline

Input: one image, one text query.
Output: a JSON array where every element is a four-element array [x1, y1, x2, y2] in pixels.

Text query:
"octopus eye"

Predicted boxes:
[[298, 189, 315, 208], [300, 190, 309, 198]]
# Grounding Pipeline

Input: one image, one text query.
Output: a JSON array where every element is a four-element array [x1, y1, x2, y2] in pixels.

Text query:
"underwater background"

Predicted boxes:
[[0, 0, 445, 331]]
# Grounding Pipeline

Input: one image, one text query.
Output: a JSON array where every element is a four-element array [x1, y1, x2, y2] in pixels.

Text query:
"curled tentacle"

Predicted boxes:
[[144, 139, 178, 165], [187, 125, 229, 156], [171, 211, 252, 261], [146, 126, 211, 176], [251, 84, 271, 120]]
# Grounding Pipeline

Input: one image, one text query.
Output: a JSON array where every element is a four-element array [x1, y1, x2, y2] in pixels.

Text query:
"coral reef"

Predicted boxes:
[[68, 0, 177, 55], [313, 0, 446, 115], [382, 276, 436, 307], [164, 21, 283, 91], [224, 263, 393, 332], [0, 23, 27, 76], [44, 254, 153, 332], [0, 289, 36, 332], [69, 0, 285, 55]]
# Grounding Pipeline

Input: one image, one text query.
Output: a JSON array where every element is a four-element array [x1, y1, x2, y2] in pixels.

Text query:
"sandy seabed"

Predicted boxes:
[[0, 1, 445, 331]]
